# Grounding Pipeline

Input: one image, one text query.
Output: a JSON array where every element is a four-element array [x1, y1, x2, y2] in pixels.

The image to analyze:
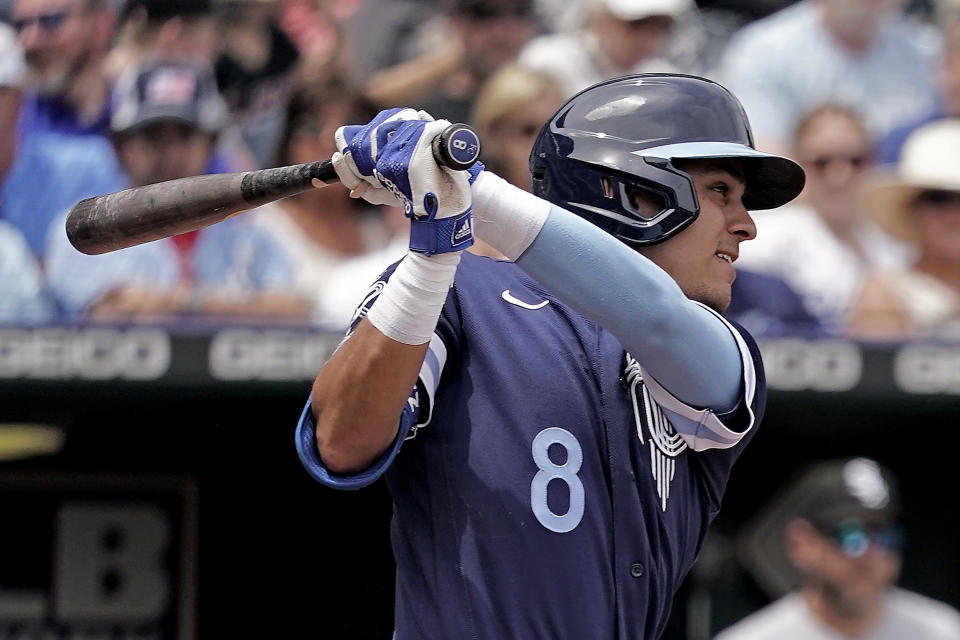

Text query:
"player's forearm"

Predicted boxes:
[[518, 213, 742, 410], [311, 318, 428, 474], [312, 250, 457, 472]]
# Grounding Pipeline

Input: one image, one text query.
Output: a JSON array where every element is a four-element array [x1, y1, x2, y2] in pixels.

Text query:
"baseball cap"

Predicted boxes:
[[736, 457, 901, 597], [598, 0, 692, 21], [110, 61, 227, 135], [790, 457, 900, 530]]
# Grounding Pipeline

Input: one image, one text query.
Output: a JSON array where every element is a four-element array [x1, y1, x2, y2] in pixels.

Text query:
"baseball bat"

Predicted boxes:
[[66, 123, 482, 255]]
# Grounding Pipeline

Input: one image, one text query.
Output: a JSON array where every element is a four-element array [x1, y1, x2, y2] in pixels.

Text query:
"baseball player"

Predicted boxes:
[[296, 74, 806, 639]]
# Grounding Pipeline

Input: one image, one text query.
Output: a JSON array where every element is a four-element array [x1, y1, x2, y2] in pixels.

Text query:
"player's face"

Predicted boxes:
[[637, 160, 755, 313]]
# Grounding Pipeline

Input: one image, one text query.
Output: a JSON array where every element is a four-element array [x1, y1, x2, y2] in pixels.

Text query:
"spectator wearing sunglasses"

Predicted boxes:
[[734, 103, 913, 334], [716, 457, 960, 640], [849, 118, 960, 340], [11, 0, 116, 136]]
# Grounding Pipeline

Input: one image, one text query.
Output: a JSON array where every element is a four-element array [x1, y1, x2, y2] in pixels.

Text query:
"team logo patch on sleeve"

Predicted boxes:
[[351, 280, 386, 325], [623, 353, 687, 512]]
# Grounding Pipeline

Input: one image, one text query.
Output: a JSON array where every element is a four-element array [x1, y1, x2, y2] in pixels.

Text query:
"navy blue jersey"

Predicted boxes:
[[297, 253, 766, 639]]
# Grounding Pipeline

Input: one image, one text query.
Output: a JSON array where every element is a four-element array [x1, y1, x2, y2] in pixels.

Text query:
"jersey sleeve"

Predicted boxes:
[[294, 261, 455, 489], [295, 388, 423, 489], [639, 305, 764, 452]]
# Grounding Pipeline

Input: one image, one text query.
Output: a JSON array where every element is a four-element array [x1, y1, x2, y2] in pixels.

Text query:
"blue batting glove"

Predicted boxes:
[[332, 108, 427, 205], [373, 119, 474, 256]]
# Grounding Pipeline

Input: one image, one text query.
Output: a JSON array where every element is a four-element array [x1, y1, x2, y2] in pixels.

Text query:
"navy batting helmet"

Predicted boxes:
[[529, 74, 805, 245]]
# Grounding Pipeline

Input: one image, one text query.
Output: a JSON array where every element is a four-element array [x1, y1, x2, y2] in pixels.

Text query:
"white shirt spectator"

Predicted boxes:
[[715, 589, 960, 640], [0, 221, 53, 324], [518, 30, 677, 99], [718, 0, 941, 149], [735, 203, 913, 331]]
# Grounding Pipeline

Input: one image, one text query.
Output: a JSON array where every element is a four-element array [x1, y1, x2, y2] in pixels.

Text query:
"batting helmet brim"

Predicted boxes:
[[634, 141, 805, 211]]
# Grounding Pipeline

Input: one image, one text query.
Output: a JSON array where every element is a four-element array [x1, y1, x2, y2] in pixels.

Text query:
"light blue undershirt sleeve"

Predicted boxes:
[[516, 205, 743, 412]]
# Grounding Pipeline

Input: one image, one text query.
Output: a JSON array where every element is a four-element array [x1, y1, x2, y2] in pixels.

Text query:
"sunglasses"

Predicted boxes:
[[912, 190, 960, 208], [821, 519, 905, 558], [806, 154, 870, 172], [13, 10, 73, 34]]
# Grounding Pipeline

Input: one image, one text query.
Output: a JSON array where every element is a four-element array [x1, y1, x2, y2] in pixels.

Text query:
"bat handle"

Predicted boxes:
[[432, 123, 481, 171], [295, 122, 480, 190]]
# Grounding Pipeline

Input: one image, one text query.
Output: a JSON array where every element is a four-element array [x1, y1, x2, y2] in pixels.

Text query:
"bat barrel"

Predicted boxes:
[[66, 161, 338, 255]]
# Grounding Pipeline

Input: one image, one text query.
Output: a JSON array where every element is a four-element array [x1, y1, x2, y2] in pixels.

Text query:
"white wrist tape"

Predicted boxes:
[[471, 171, 551, 261], [366, 251, 461, 345]]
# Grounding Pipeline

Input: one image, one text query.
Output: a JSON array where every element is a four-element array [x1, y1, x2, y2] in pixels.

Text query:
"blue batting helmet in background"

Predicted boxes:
[[529, 74, 806, 245]]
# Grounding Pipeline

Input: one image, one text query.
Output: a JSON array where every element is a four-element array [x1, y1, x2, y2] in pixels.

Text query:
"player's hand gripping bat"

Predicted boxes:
[[66, 123, 481, 255]]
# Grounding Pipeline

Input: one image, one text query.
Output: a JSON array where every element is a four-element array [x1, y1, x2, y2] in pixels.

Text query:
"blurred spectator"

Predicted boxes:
[[718, 0, 941, 154], [342, 0, 442, 84], [107, 0, 219, 78], [848, 119, 960, 340], [214, 0, 302, 168], [45, 61, 308, 322], [470, 63, 565, 191], [1, 18, 24, 177], [735, 104, 913, 333], [877, 10, 960, 163], [716, 457, 960, 640], [358, 0, 538, 125], [1, 12, 121, 260], [252, 65, 395, 315], [726, 269, 826, 337], [517, 0, 689, 98], [105, 0, 257, 172], [0, 21, 53, 323], [12, 0, 117, 137], [278, 0, 358, 65]]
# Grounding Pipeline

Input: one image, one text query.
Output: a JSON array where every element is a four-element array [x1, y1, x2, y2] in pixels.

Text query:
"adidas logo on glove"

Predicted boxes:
[[454, 217, 472, 243]]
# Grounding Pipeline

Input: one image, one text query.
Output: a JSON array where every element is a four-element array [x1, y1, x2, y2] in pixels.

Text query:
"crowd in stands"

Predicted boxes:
[[2, 0, 960, 340], [3, 2, 960, 637]]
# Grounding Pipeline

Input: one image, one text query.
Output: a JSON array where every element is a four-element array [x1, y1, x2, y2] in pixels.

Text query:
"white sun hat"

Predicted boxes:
[[598, 0, 693, 21], [863, 118, 960, 243]]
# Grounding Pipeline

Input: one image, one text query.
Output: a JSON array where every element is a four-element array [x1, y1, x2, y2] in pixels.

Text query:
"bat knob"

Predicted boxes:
[[432, 123, 482, 171]]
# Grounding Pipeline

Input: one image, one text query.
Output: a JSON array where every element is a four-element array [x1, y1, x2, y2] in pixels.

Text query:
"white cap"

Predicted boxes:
[[598, 0, 692, 21], [0, 22, 26, 88], [864, 118, 960, 243]]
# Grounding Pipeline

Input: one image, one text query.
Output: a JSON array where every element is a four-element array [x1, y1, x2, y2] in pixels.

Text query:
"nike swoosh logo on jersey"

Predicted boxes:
[[501, 290, 549, 310]]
